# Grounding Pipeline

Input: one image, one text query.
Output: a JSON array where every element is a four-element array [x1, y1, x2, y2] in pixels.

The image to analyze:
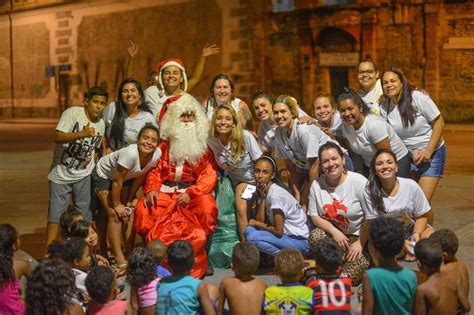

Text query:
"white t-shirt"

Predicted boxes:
[[144, 85, 169, 119], [207, 130, 262, 184], [257, 109, 309, 153], [275, 118, 346, 171], [359, 79, 383, 115], [96, 144, 162, 181], [341, 114, 408, 167], [266, 184, 309, 238], [362, 177, 431, 227], [308, 171, 367, 235], [328, 111, 343, 139], [102, 102, 157, 149], [204, 97, 242, 121], [380, 90, 444, 151], [48, 106, 105, 184]]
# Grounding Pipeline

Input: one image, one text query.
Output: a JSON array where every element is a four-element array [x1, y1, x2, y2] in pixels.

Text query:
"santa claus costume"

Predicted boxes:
[[134, 93, 218, 278]]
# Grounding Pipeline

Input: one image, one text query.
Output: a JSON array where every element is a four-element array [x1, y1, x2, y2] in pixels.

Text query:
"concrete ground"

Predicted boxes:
[[1, 119, 473, 306]]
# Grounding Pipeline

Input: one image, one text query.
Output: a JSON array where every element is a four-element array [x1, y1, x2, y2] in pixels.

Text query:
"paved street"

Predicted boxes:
[[0, 119, 473, 303]]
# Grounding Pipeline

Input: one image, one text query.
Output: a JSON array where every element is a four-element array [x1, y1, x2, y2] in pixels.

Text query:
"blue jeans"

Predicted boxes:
[[244, 226, 309, 256]]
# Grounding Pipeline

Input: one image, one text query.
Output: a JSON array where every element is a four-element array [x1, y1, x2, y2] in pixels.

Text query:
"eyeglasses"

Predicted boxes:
[[358, 69, 376, 75], [180, 112, 195, 119]]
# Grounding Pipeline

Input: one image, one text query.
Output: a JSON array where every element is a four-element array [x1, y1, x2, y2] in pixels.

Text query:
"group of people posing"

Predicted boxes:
[[24, 53, 459, 314]]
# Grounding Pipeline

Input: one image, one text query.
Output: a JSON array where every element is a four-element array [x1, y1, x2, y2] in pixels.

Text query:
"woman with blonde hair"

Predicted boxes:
[[273, 95, 351, 211], [207, 104, 262, 239]]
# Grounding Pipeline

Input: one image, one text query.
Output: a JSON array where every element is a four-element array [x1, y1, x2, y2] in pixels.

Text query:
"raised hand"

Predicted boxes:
[[201, 43, 220, 58], [121, 40, 139, 58]]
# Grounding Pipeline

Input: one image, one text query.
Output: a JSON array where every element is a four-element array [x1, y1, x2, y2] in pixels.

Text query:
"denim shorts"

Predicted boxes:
[[410, 144, 446, 178]]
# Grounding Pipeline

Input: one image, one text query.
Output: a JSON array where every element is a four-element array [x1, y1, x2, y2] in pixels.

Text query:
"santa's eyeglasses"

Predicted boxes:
[[180, 112, 195, 119]]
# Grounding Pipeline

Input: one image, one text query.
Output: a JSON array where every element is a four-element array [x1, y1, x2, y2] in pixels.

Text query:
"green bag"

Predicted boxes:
[[207, 176, 239, 268]]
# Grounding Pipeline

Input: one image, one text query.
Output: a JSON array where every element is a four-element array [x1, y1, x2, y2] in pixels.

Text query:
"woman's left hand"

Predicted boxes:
[[96, 254, 110, 266], [413, 149, 433, 165], [346, 240, 363, 262]]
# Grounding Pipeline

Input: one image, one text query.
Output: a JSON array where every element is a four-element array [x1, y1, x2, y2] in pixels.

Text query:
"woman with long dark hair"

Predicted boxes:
[[103, 78, 155, 152], [361, 149, 433, 260], [380, 67, 445, 224]]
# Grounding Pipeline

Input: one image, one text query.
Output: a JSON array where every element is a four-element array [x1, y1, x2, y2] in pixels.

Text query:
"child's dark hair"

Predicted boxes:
[[67, 220, 90, 239], [127, 247, 157, 288], [85, 266, 115, 304], [46, 240, 64, 259], [0, 224, 17, 287], [415, 238, 443, 270], [147, 239, 167, 265], [167, 240, 194, 274], [367, 149, 398, 215], [59, 237, 88, 264], [59, 210, 83, 238], [232, 241, 260, 276], [369, 217, 405, 258], [430, 229, 459, 256], [85, 86, 108, 101], [25, 258, 78, 315], [314, 238, 343, 274], [337, 87, 370, 115], [275, 248, 304, 280]]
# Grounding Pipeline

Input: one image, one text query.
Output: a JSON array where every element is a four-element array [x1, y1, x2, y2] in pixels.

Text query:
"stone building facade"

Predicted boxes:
[[0, 0, 473, 122]]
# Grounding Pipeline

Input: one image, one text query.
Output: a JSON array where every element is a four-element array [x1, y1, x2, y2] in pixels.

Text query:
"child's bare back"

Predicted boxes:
[[218, 276, 267, 315], [416, 266, 470, 315]]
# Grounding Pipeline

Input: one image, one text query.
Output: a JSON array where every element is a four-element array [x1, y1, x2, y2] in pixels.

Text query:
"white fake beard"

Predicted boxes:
[[168, 122, 207, 164]]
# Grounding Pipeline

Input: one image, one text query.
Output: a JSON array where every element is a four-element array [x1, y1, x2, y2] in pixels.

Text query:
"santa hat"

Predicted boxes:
[[156, 58, 188, 92]]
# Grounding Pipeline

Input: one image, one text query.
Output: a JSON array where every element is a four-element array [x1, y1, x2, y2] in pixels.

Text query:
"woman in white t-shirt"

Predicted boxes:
[[207, 104, 262, 240], [104, 78, 156, 152], [361, 149, 433, 260], [273, 95, 351, 211], [338, 88, 410, 178], [312, 93, 343, 140], [92, 125, 162, 266], [380, 67, 446, 225], [308, 142, 369, 286], [202, 74, 253, 130], [245, 156, 309, 256], [357, 59, 383, 115], [252, 90, 314, 155]]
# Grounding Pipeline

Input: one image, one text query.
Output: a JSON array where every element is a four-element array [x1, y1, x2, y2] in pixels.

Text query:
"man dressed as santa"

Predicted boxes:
[[133, 93, 218, 278]]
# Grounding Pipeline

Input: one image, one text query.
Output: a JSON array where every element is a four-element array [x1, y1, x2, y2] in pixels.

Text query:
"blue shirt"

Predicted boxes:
[[156, 275, 201, 315]]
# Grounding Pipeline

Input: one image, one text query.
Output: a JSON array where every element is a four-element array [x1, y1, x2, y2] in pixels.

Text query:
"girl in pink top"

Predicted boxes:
[[0, 224, 32, 315]]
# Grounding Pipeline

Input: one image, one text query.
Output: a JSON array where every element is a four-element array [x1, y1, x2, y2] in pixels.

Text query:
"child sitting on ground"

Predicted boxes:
[[0, 224, 32, 315], [430, 229, 470, 314], [59, 209, 84, 240], [127, 247, 161, 315], [146, 239, 171, 277], [263, 248, 314, 314], [26, 258, 84, 315], [59, 237, 91, 296], [68, 220, 109, 267], [156, 240, 216, 315], [217, 241, 267, 315], [414, 238, 470, 315], [305, 238, 351, 315], [362, 217, 417, 315], [85, 266, 130, 314]]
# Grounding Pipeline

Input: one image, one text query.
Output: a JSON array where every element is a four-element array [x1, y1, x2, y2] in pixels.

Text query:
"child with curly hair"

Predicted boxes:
[[127, 247, 161, 315], [25, 258, 83, 315], [59, 210, 84, 240], [263, 248, 314, 314], [58, 237, 91, 296], [0, 224, 32, 315], [86, 266, 129, 314]]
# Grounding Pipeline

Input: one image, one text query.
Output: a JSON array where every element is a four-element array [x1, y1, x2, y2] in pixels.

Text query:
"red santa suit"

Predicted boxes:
[[134, 141, 218, 278]]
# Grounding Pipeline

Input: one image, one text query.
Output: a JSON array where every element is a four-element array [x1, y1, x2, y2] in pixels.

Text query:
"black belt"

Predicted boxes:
[[163, 180, 196, 189]]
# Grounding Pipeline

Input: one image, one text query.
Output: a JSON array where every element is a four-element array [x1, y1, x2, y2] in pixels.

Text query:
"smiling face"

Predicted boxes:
[[313, 96, 334, 125], [358, 61, 379, 92], [253, 97, 273, 122], [213, 79, 233, 105], [254, 159, 275, 191], [273, 102, 293, 129], [85, 95, 107, 121], [339, 98, 364, 128], [320, 148, 345, 179], [121, 83, 141, 107], [162, 65, 183, 89], [214, 108, 235, 136], [382, 71, 403, 102], [85, 226, 98, 247], [374, 152, 398, 181], [137, 128, 159, 155]]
